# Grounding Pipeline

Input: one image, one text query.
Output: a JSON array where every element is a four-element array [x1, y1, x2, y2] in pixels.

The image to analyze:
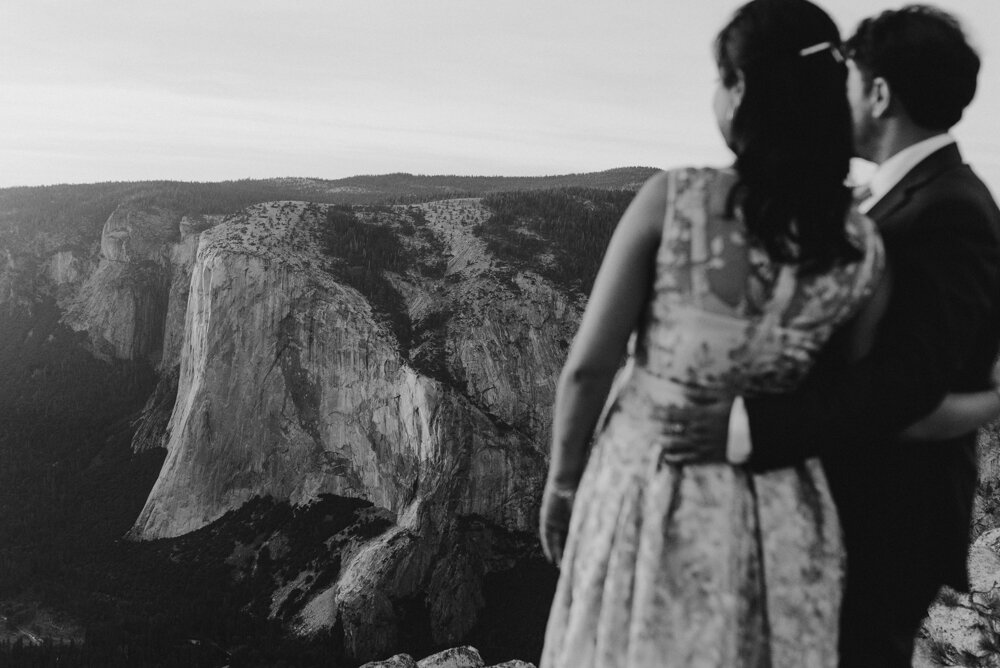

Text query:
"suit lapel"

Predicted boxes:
[[867, 144, 964, 229]]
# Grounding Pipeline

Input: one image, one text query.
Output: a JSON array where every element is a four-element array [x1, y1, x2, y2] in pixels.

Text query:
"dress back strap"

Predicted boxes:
[[685, 173, 713, 308], [662, 168, 678, 236]]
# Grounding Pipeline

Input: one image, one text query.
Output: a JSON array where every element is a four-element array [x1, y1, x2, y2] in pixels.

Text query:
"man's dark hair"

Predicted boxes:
[[846, 5, 980, 131]]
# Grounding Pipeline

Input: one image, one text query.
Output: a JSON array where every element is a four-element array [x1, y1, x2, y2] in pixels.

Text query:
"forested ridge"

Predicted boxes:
[[477, 187, 636, 295], [0, 167, 655, 231]]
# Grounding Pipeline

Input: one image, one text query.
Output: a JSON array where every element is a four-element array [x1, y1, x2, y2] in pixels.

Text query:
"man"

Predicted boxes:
[[740, 6, 1000, 666]]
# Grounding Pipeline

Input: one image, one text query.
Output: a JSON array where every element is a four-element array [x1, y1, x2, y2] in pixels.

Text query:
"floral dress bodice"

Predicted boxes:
[[604, 167, 883, 447]]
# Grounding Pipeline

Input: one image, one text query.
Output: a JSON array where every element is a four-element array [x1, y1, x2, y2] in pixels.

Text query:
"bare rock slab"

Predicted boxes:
[[417, 646, 485, 668], [359, 654, 417, 668]]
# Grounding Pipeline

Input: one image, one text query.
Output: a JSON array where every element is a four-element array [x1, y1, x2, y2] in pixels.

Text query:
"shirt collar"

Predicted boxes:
[[859, 133, 955, 213]]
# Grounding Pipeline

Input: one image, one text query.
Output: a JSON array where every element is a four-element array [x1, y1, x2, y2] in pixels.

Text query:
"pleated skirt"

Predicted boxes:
[[540, 421, 844, 668]]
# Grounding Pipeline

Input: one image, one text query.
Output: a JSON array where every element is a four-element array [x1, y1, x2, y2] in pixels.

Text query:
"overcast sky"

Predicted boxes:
[[2, 1, 999, 193]]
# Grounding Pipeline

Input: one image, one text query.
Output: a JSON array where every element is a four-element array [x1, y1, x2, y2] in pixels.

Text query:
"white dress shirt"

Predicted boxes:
[[859, 133, 955, 213]]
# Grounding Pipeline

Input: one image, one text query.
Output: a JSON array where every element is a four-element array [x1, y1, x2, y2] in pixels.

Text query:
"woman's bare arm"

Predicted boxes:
[[540, 170, 667, 565], [547, 171, 667, 488]]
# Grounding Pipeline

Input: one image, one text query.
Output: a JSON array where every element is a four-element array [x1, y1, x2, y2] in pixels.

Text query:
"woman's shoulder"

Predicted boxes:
[[618, 167, 735, 246], [647, 166, 738, 208], [654, 165, 737, 185]]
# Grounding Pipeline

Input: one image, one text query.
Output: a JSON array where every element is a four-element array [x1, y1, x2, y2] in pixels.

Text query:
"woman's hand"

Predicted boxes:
[[539, 481, 576, 567]]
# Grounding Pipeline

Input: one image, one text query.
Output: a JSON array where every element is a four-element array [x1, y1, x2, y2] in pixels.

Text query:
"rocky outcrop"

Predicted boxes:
[[915, 419, 1000, 667], [419, 199, 581, 455], [125, 200, 571, 659], [52, 205, 222, 367], [44, 249, 92, 289], [974, 420, 1000, 536], [159, 215, 219, 370], [414, 646, 485, 668], [62, 205, 177, 360], [130, 201, 550, 537], [916, 527, 1000, 667], [131, 214, 221, 452], [45, 205, 223, 451], [361, 655, 419, 668], [358, 646, 536, 668], [0, 241, 67, 308]]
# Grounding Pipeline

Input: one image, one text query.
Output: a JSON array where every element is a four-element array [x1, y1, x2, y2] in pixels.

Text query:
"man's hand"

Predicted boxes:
[[657, 398, 732, 465], [539, 482, 576, 567]]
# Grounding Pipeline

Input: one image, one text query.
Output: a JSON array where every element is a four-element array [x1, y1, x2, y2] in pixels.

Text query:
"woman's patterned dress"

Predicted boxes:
[[541, 167, 884, 668]]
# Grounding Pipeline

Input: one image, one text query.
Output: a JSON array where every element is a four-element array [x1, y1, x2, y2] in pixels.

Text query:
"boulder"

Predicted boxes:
[[416, 645, 485, 668], [359, 655, 417, 668]]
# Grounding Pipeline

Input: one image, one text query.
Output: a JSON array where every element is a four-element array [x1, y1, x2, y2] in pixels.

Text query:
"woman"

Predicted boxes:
[[538, 1, 998, 666]]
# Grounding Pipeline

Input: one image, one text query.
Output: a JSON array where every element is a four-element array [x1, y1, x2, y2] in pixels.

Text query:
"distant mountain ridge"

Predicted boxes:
[[271, 166, 660, 201], [0, 166, 659, 209]]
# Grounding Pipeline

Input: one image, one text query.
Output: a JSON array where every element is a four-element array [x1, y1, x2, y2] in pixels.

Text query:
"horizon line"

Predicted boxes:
[[0, 166, 664, 191]]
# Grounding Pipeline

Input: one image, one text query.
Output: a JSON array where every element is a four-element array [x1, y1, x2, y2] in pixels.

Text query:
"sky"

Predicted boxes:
[[2, 1, 999, 193]]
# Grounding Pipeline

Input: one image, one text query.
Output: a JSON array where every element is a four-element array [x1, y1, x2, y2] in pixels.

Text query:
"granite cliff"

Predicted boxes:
[[0, 175, 647, 663], [111, 197, 588, 659]]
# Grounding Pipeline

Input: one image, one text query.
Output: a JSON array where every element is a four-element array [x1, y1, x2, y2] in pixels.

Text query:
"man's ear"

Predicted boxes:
[[732, 69, 746, 109], [870, 76, 891, 118]]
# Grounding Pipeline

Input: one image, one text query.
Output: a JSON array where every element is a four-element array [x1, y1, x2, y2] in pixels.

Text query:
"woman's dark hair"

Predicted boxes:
[[846, 5, 979, 132], [715, 0, 860, 272]]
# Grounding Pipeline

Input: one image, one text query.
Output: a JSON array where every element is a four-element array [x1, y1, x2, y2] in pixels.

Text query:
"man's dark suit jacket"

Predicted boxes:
[[746, 144, 1000, 633]]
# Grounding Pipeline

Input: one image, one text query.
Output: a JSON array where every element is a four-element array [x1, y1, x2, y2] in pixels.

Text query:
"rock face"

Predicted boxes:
[[415, 646, 484, 667], [63, 205, 178, 360], [129, 200, 556, 537], [916, 527, 1000, 667], [360, 655, 417, 668], [974, 420, 1000, 536], [358, 646, 536, 668], [915, 420, 1000, 668], [48, 205, 224, 452], [47, 204, 223, 368], [125, 199, 574, 659]]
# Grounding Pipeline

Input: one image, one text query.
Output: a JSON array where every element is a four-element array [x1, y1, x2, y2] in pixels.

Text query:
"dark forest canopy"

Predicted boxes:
[[477, 187, 636, 295]]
